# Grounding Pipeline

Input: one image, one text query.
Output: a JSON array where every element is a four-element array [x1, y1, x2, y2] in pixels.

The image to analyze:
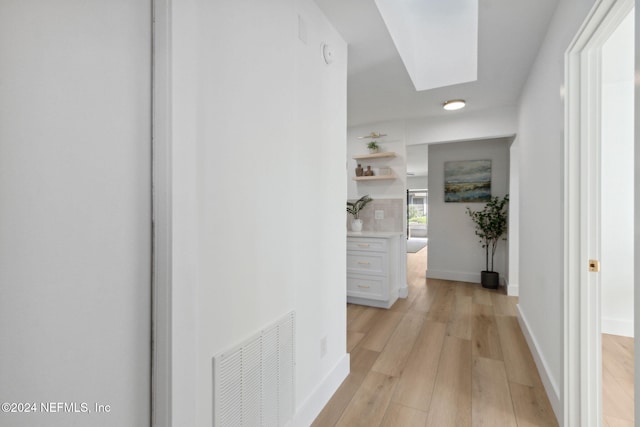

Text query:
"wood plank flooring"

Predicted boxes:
[[603, 333, 634, 427], [313, 245, 559, 427]]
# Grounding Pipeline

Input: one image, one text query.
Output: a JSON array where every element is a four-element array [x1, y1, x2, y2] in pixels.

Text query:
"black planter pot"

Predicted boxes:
[[481, 271, 499, 289]]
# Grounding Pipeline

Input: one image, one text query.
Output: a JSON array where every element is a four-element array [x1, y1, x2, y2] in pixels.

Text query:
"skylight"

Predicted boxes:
[[374, 0, 478, 91]]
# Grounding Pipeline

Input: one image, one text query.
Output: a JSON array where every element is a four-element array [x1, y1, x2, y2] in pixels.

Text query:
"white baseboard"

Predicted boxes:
[[426, 269, 480, 283], [293, 353, 349, 427], [398, 284, 408, 298], [601, 317, 634, 337], [516, 305, 561, 424], [507, 282, 519, 296]]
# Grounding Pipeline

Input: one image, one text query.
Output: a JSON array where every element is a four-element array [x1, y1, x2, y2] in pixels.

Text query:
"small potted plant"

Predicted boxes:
[[347, 195, 373, 232], [466, 195, 509, 289], [367, 141, 379, 153]]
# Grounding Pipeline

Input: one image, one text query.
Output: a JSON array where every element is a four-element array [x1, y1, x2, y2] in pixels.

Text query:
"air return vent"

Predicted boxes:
[[213, 312, 295, 426]]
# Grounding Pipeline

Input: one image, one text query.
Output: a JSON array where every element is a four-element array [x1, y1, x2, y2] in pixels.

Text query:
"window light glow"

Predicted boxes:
[[374, 0, 478, 91]]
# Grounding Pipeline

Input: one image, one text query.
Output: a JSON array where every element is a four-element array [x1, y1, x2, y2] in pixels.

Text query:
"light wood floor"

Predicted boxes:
[[313, 245, 559, 426], [603, 333, 634, 427]]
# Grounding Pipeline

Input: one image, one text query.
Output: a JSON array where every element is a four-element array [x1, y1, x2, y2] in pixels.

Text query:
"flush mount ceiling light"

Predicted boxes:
[[443, 99, 466, 111]]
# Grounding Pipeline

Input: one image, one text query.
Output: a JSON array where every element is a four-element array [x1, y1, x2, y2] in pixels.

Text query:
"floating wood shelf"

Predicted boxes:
[[352, 175, 396, 181], [352, 152, 396, 161]]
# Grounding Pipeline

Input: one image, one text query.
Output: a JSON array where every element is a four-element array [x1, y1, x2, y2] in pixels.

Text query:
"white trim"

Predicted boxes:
[[293, 353, 350, 427], [398, 239, 409, 299], [564, 1, 635, 425], [398, 285, 409, 298], [426, 269, 518, 296], [427, 269, 509, 289], [635, 2, 640, 418], [516, 305, 561, 422], [506, 282, 519, 297], [151, 0, 172, 425], [347, 292, 398, 309]]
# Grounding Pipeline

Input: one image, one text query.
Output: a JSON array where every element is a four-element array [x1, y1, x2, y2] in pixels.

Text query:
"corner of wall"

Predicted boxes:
[[506, 278, 519, 296], [398, 285, 409, 298], [426, 269, 481, 284]]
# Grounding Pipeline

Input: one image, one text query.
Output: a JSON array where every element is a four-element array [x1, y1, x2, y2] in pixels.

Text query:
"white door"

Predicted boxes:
[[0, 1, 151, 426]]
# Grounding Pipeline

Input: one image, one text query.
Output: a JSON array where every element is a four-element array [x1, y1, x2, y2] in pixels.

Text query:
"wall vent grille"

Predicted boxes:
[[213, 311, 295, 426]]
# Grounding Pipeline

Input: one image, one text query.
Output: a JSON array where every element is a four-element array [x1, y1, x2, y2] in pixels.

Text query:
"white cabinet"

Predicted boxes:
[[346, 233, 403, 308]]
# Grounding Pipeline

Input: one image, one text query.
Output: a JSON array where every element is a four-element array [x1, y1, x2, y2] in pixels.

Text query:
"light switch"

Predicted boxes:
[[374, 210, 384, 219]]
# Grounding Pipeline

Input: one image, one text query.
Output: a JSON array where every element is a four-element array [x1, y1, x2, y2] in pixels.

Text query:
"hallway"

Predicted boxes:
[[313, 246, 558, 426]]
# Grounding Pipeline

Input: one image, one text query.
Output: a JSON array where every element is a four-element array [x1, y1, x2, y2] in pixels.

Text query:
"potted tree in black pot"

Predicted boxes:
[[466, 195, 509, 289]]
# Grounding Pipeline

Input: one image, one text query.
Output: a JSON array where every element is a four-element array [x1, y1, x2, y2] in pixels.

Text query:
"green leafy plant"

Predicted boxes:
[[466, 195, 509, 272], [410, 216, 427, 224], [367, 141, 379, 151], [346, 195, 373, 219], [408, 205, 427, 224], [408, 205, 419, 218]]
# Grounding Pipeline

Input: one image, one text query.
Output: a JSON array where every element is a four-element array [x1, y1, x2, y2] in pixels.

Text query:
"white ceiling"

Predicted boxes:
[[314, 0, 560, 127]]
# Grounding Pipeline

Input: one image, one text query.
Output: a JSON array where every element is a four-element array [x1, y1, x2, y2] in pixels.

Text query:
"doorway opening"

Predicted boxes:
[[407, 188, 429, 284], [564, 0, 635, 424], [407, 189, 429, 256], [406, 143, 430, 282], [600, 7, 635, 425]]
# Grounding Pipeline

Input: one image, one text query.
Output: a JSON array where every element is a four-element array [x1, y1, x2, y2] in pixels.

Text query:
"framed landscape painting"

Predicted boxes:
[[444, 160, 491, 202]]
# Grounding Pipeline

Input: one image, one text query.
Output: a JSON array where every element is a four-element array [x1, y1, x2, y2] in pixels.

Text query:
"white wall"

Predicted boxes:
[[427, 139, 510, 283], [601, 10, 634, 337], [516, 0, 597, 418], [407, 175, 428, 189], [170, 0, 348, 425], [406, 105, 518, 145], [170, 1, 200, 424], [0, 2, 151, 426]]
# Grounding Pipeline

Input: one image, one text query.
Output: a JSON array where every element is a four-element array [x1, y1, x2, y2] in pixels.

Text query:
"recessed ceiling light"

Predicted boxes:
[[443, 99, 466, 111]]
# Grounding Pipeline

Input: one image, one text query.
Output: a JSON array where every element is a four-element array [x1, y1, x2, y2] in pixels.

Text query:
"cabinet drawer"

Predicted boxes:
[[347, 274, 385, 300], [347, 238, 387, 253], [346, 252, 386, 275]]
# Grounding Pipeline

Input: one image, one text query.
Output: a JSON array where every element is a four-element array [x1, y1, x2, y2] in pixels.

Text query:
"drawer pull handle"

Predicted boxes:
[[357, 244, 370, 247], [357, 285, 370, 289], [357, 261, 370, 265]]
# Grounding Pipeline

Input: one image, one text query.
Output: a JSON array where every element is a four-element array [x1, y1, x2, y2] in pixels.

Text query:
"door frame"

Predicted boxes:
[[152, 0, 172, 425], [564, 0, 634, 425]]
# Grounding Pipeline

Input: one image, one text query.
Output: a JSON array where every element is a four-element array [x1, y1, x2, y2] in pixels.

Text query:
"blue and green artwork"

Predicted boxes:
[[444, 160, 491, 202]]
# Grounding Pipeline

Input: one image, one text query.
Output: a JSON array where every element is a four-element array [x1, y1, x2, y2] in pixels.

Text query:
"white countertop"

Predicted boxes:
[[347, 231, 404, 238]]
